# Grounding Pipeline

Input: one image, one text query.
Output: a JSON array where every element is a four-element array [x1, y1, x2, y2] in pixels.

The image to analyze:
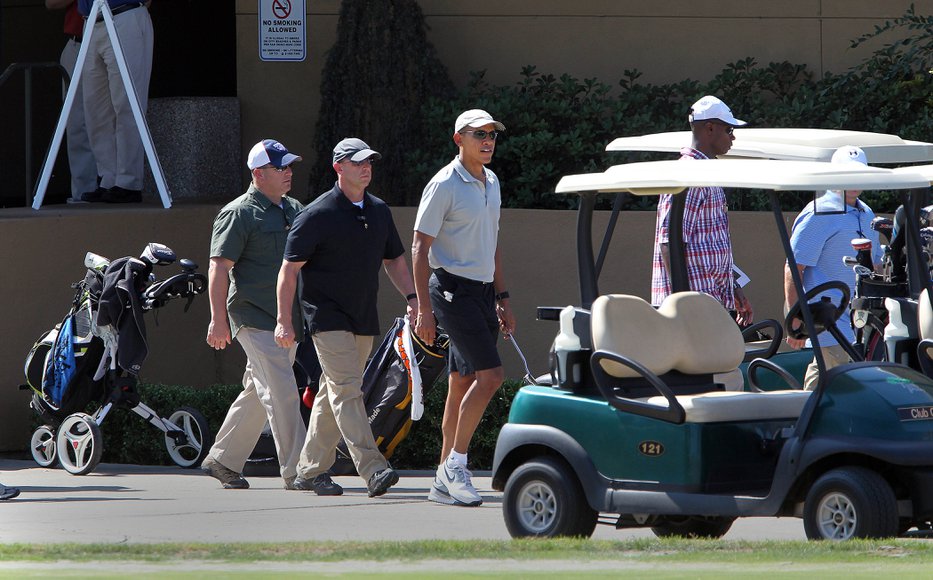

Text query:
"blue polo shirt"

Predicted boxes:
[[285, 184, 405, 336], [790, 197, 881, 346]]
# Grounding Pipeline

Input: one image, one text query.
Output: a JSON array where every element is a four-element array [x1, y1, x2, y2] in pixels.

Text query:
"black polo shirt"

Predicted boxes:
[[284, 184, 405, 336]]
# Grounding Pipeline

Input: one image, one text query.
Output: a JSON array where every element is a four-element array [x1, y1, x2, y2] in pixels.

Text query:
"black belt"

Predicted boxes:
[[95, 2, 144, 23], [434, 268, 490, 286]]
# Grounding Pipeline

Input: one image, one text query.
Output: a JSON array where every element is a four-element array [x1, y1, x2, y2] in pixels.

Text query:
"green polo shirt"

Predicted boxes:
[[210, 185, 303, 336]]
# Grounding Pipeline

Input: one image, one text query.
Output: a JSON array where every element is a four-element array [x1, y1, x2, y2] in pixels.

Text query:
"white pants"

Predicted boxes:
[[60, 38, 98, 199], [208, 327, 306, 480], [82, 7, 153, 191]]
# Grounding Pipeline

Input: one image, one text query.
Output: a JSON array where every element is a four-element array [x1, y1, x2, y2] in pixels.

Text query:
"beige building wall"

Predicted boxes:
[[1, 206, 796, 451], [235, 0, 928, 197]]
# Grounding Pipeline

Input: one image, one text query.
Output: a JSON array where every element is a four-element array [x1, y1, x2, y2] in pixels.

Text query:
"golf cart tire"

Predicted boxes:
[[503, 456, 597, 538], [650, 516, 736, 539], [803, 467, 899, 540]]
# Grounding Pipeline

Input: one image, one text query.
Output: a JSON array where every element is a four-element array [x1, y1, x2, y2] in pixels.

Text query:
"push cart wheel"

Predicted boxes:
[[503, 457, 597, 538], [164, 406, 211, 468], [803, 467, 898, 540], [30, 425, 57, 467], [651, 516, 735, 539], [56, 413, 103, 475]]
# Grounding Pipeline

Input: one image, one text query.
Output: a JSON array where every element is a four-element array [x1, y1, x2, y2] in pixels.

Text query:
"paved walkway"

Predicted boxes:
[[0, 459, 806, 544]]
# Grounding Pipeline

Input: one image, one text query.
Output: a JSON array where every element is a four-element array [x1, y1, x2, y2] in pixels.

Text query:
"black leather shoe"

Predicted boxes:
[[367, 467, 399, 497], [80, 187, 108, 202], [293, 473, 343, 496], [102, 186, 142, 203]]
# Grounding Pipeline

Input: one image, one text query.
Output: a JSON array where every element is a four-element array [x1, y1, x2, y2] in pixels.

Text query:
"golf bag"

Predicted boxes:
[[21, 243, 212, 475], [330, 317, 449, 475]]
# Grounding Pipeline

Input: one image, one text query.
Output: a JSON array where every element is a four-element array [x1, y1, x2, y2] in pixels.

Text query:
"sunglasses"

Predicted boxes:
[[460, 129, 499, 141], [706, 121, 734, 135], [262, 164, 293, 172]]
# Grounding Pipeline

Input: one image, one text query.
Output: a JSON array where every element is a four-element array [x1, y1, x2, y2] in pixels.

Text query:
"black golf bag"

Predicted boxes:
[[245, 317, 449, 476], [330, 317, 449, 475]]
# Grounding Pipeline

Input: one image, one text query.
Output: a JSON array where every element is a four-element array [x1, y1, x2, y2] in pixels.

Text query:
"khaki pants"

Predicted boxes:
[[803, 344, 851, 390], [208, 327, 305, 480], [297, 331, 386, 482]]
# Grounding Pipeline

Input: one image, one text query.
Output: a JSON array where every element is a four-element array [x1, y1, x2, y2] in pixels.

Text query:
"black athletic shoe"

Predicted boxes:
[[293, 473, 343, 496], [102, 186, 142, 203], [0, 485, 20, 501], [367, 468, 399, 497]]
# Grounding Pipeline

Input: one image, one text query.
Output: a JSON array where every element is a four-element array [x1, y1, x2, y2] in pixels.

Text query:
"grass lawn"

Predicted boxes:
[[1, 538, 932, 578]]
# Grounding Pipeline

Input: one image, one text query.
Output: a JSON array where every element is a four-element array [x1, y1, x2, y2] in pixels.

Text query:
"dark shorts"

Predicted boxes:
[[429, 269, 500, 375]]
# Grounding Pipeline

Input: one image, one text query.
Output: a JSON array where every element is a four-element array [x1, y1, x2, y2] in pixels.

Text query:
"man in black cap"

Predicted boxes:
[[275, 137, 418, 498], [201, 138, 307, 491]]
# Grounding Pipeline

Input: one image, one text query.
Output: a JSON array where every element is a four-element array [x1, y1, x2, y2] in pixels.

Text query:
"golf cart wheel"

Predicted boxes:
[[651, 516, 735, 539], [803, 467, 898, 540], [164, 407, 211, 468], [503, 457, 597, 538], [56, 413, 103, 476], [30, 425, 57, 467]]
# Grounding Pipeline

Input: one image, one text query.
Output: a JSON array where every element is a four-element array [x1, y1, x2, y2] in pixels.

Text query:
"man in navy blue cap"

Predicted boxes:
[[275, 137, 418, 498], [200, 138, 308, 491]]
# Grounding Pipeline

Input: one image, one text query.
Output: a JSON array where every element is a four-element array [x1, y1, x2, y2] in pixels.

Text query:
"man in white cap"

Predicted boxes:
[[201, 138, 307, 491], [784, 145, 881, 388], [652, 95, 754, 325], [412, 109, 516, 507], [275, 137, 417, 498]]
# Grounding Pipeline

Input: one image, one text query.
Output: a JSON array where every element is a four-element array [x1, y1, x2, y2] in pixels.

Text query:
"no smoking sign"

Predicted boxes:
[[258, 0, 306, 62]]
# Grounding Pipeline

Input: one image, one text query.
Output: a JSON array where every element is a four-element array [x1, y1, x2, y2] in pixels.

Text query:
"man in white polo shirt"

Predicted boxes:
[[412, 109, 516, 507]]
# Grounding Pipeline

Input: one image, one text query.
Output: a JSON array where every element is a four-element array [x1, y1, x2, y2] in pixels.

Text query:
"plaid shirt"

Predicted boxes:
[[651, 148, 735, 309]]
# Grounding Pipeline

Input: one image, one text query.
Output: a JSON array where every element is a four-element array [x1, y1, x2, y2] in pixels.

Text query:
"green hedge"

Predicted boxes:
[[95, 380, 523, 471], [402, 5, 932, 214]]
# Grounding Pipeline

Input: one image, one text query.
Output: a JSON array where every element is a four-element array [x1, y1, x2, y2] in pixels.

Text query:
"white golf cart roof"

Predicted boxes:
[[555, 159, 931, 197], [606, 128, 933, 164]]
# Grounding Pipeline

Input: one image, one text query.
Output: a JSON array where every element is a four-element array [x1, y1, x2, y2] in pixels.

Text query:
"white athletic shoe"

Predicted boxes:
[[428, 461, 482, 507]]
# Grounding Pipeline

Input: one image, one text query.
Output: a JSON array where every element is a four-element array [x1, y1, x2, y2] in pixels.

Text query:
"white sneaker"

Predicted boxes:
[[429, 461, 482, 507]]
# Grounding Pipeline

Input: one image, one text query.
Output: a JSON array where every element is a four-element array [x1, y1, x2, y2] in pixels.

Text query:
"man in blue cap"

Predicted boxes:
[[201, 139, 307, 491]]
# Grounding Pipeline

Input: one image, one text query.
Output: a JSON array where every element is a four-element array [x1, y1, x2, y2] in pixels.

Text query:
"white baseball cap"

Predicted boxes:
[[455, 109, 506, 133], [831, 145, 868, 166], [688, 95, 747, 127]]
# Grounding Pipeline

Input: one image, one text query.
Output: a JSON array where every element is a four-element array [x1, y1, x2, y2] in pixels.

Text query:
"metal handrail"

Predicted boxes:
[[0, 62, 70, 206]]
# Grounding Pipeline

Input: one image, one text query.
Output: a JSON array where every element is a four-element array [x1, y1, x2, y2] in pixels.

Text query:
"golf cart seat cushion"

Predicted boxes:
[[642, 389, 812, 423], [591, 292, 745, 379]]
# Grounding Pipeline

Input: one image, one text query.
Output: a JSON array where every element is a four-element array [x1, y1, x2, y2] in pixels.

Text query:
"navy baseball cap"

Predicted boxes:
[[247, 139, 302, 169]]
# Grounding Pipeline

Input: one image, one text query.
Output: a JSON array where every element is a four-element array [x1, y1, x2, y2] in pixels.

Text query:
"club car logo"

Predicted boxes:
[[897, 405, 933, 422], [638, 440, 664, 457]]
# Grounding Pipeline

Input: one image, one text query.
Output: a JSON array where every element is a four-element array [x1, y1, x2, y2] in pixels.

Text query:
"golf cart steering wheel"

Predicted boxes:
[[784, 281, 850, 340]]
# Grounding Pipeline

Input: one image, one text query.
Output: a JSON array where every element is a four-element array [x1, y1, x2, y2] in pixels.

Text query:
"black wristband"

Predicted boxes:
[[405, 293, 418, 301], [495, 291, 510, 301]]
